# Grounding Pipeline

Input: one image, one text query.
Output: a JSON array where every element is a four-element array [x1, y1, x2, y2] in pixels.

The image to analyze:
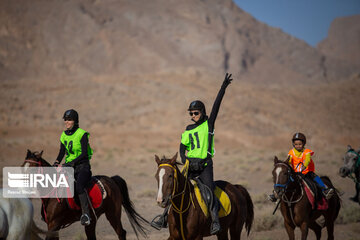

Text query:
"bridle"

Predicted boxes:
[[157, 162, 194, 240], [273, 162, 304, 226], [273, 162, 303, 203], [343, 149, 360, 183], [157, 163, 194, 213]]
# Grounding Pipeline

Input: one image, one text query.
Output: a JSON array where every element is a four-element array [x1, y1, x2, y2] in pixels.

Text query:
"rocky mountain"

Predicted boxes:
[[317, 14, 360, 65], [0, 0, 359, 152]]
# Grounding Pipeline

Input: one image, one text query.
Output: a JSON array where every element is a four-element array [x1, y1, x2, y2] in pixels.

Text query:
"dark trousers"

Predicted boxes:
[[74, 163, 92, 195], [189, 158, 214, 191]]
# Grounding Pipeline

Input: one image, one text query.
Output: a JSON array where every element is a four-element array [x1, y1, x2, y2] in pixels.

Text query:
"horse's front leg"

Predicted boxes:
[[299, 222, 309, 240], [355, 181, 360, 203], [284, 220, 295, 240], [45, 221, 60, 240], [85, 221, 97, 240]]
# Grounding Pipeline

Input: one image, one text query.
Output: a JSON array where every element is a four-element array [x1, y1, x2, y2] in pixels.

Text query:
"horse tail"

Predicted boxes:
[[111, 175, 149, 239], [235, 184, 254, 236]]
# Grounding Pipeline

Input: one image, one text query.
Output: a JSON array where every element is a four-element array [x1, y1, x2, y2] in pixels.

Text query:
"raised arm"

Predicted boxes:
[[208, 73, 233, 131]]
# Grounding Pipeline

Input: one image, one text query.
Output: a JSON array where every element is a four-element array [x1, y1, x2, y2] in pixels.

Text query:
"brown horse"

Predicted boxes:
[[154, 153, 254, 240], [339, 145, 360, 204], [23, 150, 148, 240], [272, 156, 340, 240]]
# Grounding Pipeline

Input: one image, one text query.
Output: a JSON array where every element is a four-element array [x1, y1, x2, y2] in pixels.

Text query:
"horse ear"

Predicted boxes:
[[39, 150, 43, 157], [155, 155, 161, 165], [274, 156, 279, 164], [170, 153, 178, 165], [26, 149, 31, 158], [348, 145, 353, 150]]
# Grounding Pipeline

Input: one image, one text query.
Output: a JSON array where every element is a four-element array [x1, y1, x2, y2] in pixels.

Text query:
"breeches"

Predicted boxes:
[[189, 158, 214, 191], [74, 163, 92, 194]]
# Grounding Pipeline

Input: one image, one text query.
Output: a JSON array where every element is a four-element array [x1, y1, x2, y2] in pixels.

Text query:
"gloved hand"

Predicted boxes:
[[53, 160, 60, 167], [62, 162, 74, 168], [222, 73, 233, 87]]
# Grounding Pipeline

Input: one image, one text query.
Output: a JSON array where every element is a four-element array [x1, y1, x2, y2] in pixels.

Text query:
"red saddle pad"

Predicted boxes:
[[67, 180, 104, 210], [302, 180, 328, 210]]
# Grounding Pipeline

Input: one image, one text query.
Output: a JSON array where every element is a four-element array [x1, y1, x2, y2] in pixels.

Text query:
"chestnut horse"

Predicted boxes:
[[154, 153, 254, 240], [23, 150, 148, 240], [272, 156, 340, 240], [339, 145, 360, 204]]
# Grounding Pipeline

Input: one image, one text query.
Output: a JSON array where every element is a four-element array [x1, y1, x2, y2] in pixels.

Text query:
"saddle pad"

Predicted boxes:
[[67, 179, 105, 210], [302, 180, 328, 210], [191, 180, 231, 218]]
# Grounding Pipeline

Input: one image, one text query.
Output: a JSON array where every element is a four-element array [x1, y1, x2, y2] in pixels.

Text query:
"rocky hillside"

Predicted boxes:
[[317, 14, 360, 65], [0, 0, 359, 153]]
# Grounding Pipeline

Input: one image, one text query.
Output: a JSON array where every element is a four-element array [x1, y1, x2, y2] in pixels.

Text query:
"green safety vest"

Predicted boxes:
[[60, 128, 93, 163], [181, 120, 214, 159]]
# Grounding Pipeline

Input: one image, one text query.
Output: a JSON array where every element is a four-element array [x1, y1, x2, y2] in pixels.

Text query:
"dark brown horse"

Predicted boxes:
[[154, 153, 254, 240], [23, 150, 148, 240], [339, 145, 360, 204], [272, 156, 340, 240]]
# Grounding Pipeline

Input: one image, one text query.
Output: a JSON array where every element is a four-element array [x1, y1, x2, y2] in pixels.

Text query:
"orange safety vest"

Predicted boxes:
[[288, 148, 315, 174]]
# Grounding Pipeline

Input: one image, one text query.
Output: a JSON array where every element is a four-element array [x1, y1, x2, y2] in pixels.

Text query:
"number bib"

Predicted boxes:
[[181, 120, 214, 159], [60, 128, 93, 163]]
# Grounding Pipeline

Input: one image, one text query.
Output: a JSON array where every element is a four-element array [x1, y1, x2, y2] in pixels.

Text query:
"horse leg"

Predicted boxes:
[[217, 229, 229, 240], [325, 221, 335, 240], [309, 223, 322, 240], [284, 221, 295, 240], [105, 209, 126, 240], [355, 182, 360, 203], [85, 221, 97, 240], [45, 221, 60, 240], [299, 222, 309, 240]]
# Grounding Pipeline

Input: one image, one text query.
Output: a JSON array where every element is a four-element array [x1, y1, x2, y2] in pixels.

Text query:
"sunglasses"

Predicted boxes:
[[189, 111, 200, 116], [64, 118, 73, 121]]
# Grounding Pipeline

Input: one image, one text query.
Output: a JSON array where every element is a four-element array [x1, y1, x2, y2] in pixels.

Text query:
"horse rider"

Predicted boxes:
[[53, 109, 93, 226], [269, 132, 334, 202], [151, 73, 233, 235]]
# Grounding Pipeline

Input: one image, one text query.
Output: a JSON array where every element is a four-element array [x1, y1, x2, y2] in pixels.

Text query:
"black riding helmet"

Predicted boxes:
[[292, 132, 306, 145], [188, 100, 206, 116], [63, 109, 79, 124]]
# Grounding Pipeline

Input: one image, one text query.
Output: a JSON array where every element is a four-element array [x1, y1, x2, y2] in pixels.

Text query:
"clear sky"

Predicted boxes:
[[233, 0, 360, 46]]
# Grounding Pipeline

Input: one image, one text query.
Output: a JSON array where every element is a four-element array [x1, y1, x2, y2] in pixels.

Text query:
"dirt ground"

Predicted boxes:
[[1, 123, 359, 240]]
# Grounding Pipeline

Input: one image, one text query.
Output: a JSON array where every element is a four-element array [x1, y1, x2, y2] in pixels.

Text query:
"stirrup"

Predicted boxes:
[[324, 188, 334, 200], [210, 221, 221, 235], [80, 213, 91, 226], [151, 215, 167, 230]]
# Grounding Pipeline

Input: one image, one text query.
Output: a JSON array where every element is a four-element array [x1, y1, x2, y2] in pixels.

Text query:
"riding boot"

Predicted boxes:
[[151, 205, 169, 230], [268, 192, 278, 202], [210, 198, 221, 235], [78, 192, 92, 226]]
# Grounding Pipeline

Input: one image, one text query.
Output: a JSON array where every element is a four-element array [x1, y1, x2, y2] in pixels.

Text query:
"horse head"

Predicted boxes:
[[154, 153, 179, 208], [22, 149, 50, 168], [272, 156, 295, 199], [339, 145, 359, 177]]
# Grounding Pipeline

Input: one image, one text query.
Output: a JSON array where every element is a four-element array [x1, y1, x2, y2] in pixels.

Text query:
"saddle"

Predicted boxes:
[[191, 179, 231, 218], [301, 177, 328, 210], [66, 177, 106, 210]]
